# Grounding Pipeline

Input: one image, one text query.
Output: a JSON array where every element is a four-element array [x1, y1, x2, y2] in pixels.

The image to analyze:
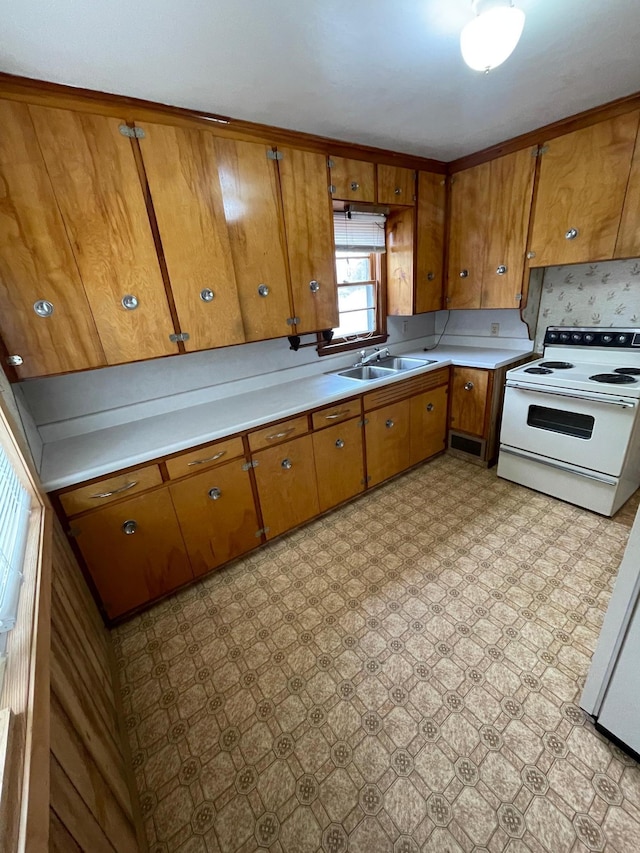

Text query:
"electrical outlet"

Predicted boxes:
[[402, 320, 409, 335], [490, 322, 500, 337]]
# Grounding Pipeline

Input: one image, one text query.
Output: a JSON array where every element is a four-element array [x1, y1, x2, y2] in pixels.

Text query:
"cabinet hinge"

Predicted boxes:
[[286, 317, 301, 326], [242, 460, 259, 470], [119, 124, 146, 139], [5, 355, 23, 366], [267, 150, 283, 161], [255, 527, 271, 537], [169, 332, 190, 343], [329, 184, 336, 194], [515, 293, 522, 302], [327, 158, 335, 168], [358, 418, 369, 427], [532, 144, 549, 157]]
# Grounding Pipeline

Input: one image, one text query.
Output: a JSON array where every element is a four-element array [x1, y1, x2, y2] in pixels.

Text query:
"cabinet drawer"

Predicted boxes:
[[59, 464, 163, 517], [166, 436, 244, 480], [312, 400, 361, 430], [248, 415, 309, 452]]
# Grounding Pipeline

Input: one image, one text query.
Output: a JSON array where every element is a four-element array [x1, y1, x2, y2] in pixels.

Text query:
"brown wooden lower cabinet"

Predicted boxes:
[[449, 366, 490, 436], [74, 488, 193, 619], [170, 459, 260, 576], [312, 417, 365, 512], [252, 433, 320, 539], [366, 399, 412, 486], [409, 384, 449, 466]]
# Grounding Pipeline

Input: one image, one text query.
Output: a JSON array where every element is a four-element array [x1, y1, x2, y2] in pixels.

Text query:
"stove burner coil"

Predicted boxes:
[[540, 361, 574, 369], [524, 367, 553, 374], [589, 373, 638, 384], [614, 367, 640, 376]]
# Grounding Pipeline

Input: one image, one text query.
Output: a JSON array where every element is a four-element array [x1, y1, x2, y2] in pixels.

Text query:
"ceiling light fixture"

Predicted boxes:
[[460, 0, 526, 73]]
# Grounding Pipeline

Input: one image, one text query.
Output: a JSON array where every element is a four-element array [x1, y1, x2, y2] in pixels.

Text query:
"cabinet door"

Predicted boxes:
[[409, 384, 448, 467], [386, 208, 415, 316], [329, 157, 375, 203], [253, 433, 319, 539], [0, 99, 105, 378], [170, 460, 259, 577], [377, 165, 415, 206], [415, 171, 446, 314], [215, 138, 292, 341], [29, 106, 178, 364], [277, 147, 338, 333], [482, 148, 536, 309], [615, 125, 640, 259], [449, 367, 490, 437], [136, 121, 245, 351], [74, 489, 193, 619], [365, 400, 411, 486], [446, 162, 490, 309], [529, 113, 639, 266], [312, 418, 364, 512]]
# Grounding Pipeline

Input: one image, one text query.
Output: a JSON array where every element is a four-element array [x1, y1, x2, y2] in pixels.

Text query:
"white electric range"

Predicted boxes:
[[497, 327, 640, 516]]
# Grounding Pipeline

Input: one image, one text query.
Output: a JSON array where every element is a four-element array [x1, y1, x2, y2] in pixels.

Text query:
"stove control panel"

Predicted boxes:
[[544, 327, 640, 348]]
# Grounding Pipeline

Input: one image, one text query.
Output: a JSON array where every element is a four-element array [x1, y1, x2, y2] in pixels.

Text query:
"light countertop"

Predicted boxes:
[[39, 342, 532, 491]]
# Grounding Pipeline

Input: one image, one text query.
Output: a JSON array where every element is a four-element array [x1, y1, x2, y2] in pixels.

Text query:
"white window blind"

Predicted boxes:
[[0, 447, 30, 632], [333, 211, 386, 253]]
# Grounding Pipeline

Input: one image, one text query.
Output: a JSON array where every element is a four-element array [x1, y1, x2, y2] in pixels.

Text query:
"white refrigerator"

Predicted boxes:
[[581, 504, 640, 756]]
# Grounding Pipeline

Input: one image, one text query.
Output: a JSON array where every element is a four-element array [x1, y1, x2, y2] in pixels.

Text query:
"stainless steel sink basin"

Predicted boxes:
[[337, 365, 397, 381], [376, 356, 437, 371]]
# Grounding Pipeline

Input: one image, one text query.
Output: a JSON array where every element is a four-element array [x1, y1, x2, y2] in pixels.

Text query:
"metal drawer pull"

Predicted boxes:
[[500, 447, 618, 486], [208, 487, 222, 500], [267, 427, 296, 440], [350, 181, 360, 191], [187, 450, 227, 467], [507, 382, 637, 409], [200, 288, 215, 302], [565, 228, 579, 240], [121, 294, 139, 310], [34, 299, 54, 317], [459, 269, 469, 278], [386, 419, 394, 428], [122, 520, 137, 535], [335, 439, 345, 448], [464, 382, 474, 391], [309, 280, 320, 293], [281, 458, 293, 469], [426, 403, 434, 411], [258, 284, 270, 297], [90, 480, 138, 499], [325, 409, 350, 420], [496, 265, 507, 275]]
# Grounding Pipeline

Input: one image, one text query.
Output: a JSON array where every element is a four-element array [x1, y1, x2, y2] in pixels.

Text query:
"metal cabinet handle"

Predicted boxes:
[[459, 270, 469, 278], [350, 181, 360, 191], [394, 187, 402, 195], [208, 487, 222, 500], [187, 449, 227, 467], [426, 403, 434, 411], [335, 439, 345, 448], [496, 265, 507, 275], [385, 419, 394, 428], [90, 480, 138, 499], [267, 427, 295, 441], [325, 409, 350, 420], [281, 458, 293, 470], [464, 382, 474, 391], [121, 294, 139, 310], [565, 228, 579, 240], [200, 288, 215, 302], [427, 272, 435, 281], [309, 280, 320, 293], [122, 520, 137, 535], [258, 284, 270, 297], [34, 299, 54, 317]]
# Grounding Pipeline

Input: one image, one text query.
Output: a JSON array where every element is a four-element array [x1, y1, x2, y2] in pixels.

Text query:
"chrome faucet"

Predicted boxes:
[[355, 346, 391, 367]]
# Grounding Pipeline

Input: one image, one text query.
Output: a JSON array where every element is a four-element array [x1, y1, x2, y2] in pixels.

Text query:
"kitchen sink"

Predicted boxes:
[[376, 356, 437, 371], [337, 365, 397, 381]]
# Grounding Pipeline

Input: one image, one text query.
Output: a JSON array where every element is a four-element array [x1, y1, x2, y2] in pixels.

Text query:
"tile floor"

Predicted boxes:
[[114, 455, 640, 853]]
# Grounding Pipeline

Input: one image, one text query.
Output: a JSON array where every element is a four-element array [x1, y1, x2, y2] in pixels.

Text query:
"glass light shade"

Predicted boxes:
[[460, 5, 525, 72]]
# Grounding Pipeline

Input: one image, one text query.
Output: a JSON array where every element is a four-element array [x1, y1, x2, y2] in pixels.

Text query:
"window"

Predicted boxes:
[[318, 211, 388, 355]]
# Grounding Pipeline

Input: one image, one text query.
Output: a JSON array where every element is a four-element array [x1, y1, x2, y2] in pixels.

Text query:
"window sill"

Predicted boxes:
[[317, 332, 389, 357]]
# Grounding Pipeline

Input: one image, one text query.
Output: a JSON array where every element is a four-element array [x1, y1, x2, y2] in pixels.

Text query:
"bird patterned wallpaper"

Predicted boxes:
[[531, 258, 640, 352]]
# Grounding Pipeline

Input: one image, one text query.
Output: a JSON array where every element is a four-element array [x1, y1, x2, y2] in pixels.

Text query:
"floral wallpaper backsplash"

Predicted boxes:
[[533, 258, 640, 352]]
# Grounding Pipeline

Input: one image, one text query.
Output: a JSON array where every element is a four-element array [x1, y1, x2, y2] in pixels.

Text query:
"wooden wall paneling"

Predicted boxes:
[[214, 137, 293, 341], [50, 808, 83, 853], [615, 119, 640, 258], [50, 757, 116, 853], [446, 162, 490, 309], [528, 112, 640, 266], [482, 147, 536, 308], [415, 171, 446, 313], [386, 208, 415, 315], [329, 156, 376, 202], [136, 120, 245, 350], [28, 105, 178, 364], [0, 99, 106, 378], [277, 147, 339, 333]]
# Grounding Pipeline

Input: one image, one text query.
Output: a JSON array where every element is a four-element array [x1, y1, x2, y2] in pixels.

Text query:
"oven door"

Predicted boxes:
[[500, 381, 638, 476]]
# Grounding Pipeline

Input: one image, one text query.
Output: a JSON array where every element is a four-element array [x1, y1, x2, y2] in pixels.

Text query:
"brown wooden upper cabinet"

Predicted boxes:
[[329, 156, 376, 203], [377, 165, 416, 205], [614, 119, 640, 259], [135, 121, 245, 351], [277, 147, 339, 333], [28, 105, 179, 364], [528, 112, 640, 267], [447, 149, 535, 310]]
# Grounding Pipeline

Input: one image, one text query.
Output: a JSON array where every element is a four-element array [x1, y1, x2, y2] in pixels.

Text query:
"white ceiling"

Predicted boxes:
[[2, 1, 640, 160]]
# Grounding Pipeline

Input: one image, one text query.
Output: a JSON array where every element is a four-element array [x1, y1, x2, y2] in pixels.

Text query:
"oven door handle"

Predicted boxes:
[[500, 446, 618, 485], [506, 381, 637, 409]]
